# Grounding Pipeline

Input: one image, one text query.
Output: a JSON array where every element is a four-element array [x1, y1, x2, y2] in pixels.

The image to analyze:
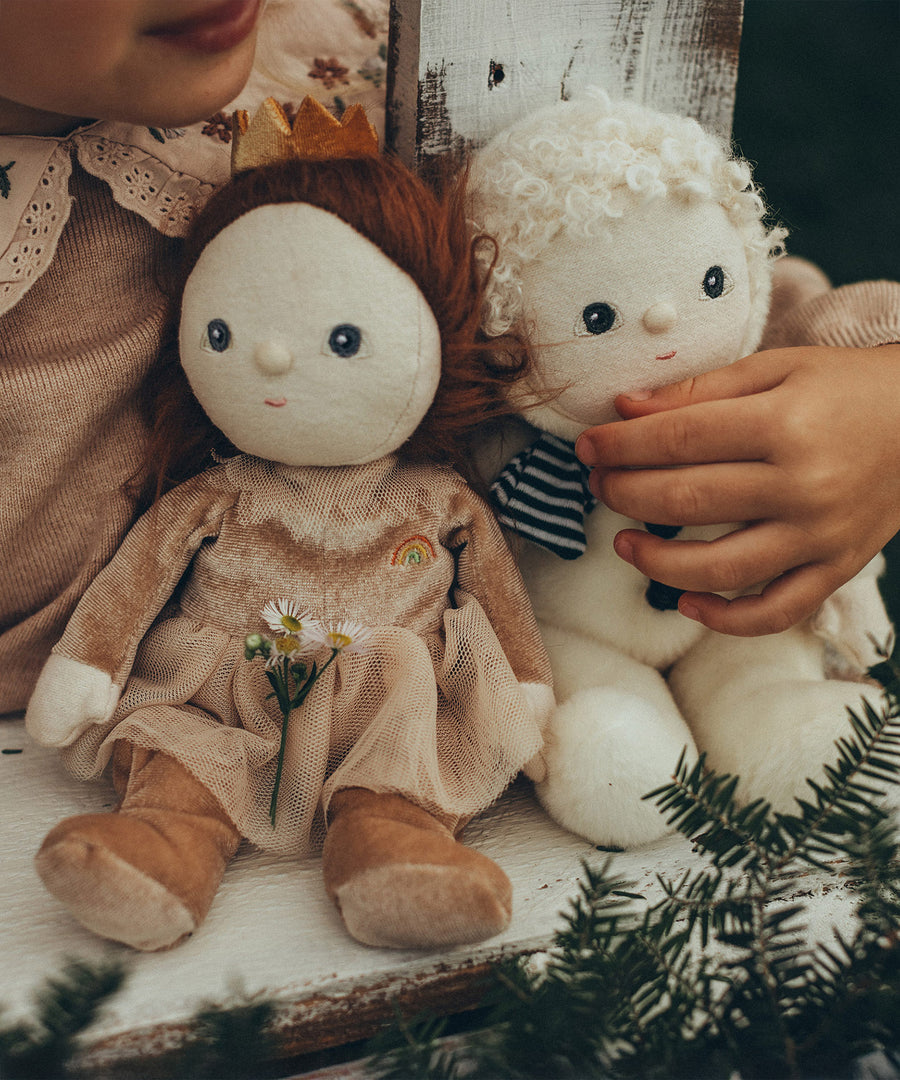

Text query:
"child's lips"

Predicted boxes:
[[265, 398, 287, 408], [145, 0, 262, 54], [656, 350, 677, 361]]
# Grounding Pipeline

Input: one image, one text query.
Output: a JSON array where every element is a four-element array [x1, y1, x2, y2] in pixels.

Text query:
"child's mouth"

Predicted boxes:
[[265, 398, 288, 408], [656, 350, 677, 361], [145, 0, 262, 54]]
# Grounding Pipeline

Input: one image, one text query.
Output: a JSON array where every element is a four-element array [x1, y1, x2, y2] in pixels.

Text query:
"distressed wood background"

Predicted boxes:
[[387, 0, 744, 166]]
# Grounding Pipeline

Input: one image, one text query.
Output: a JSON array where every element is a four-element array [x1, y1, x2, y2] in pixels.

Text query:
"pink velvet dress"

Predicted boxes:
[[55, 453, 551, 854]]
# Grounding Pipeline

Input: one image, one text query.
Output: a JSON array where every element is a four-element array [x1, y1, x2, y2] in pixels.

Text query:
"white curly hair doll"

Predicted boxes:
[[469, 89, 893, 848]]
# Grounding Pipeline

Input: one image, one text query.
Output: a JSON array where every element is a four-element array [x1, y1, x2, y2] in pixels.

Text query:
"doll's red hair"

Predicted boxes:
[[143, 155, 527, 496]]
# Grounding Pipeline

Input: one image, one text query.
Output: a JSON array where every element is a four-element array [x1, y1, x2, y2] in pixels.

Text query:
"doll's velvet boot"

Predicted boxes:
[[321, 787, 512, 948], [35, 743, 241, 951]]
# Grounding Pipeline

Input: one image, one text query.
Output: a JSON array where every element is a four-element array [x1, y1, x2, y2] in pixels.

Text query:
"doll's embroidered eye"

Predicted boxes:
[[577, 302, 621, 336], [327, 324, 363, 358], [700, 266, 733, 300], [205, 319, 231, 352]]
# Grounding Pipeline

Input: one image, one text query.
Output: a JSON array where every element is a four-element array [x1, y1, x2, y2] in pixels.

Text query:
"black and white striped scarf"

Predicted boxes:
[[490, 432, 685, 611], [490, 432, 597, 560]]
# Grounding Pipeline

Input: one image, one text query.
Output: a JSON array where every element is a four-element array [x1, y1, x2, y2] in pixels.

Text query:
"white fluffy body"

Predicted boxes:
[[472, 92, 894, 849]]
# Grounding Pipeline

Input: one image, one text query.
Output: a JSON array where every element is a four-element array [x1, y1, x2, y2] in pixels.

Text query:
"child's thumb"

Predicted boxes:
[[614, 349, 787, 418]]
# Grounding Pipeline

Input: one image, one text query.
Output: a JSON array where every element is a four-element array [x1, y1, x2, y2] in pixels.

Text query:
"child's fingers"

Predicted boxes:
[[676, 562, 846, 637], [611, 348, 798, 419], [578, 395, 775, 469], [612, 520, 807, 597], [593, 462, 788, 526]]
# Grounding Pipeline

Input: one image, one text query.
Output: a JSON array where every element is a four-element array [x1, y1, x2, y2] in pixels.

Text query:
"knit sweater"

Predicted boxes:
[[762, 256, 900, 351], [0, 123, 229, 714]]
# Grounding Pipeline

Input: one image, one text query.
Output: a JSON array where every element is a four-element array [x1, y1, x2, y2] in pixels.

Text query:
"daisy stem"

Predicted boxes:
[[269, 649, 341, 828]]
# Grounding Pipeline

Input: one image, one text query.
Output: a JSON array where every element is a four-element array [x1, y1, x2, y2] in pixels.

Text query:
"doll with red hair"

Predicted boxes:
[[25, 111, 553, 953]]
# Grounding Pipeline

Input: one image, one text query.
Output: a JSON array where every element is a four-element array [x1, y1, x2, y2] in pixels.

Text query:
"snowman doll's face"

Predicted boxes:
[[514, 196, 752, 440], [179, 202, 442, 467]]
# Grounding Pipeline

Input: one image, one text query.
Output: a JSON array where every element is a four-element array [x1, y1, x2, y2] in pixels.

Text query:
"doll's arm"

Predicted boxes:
[[448, 486, 554, 720], [26, 473, 234, 747]]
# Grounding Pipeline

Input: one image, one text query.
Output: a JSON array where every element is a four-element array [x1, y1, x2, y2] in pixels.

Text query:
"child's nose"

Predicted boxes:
[[253, 341, 293, 375], [642, 302, 677, 334]]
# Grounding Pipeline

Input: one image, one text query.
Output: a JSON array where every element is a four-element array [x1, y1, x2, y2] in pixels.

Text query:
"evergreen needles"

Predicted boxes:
[[0, 957, 126, 1079], [150, 989, 279, 1079], [370, 668, 900, 1080], [0, 967, 279, 1080]]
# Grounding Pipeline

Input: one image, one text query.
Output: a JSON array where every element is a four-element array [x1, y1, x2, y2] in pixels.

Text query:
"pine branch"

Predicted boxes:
[[649, 669, 900, 885], [7, 672, 900, 1079], [369, 668, 900, 1080], [164, 987, 279, 1079], [0, 957, 127, 1079], [777, 697, 900, 874]]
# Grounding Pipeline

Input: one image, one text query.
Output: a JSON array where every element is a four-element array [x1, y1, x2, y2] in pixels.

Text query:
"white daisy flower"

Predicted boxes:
[[263, 633, 306, 669], [261, 598, 315, 636], [312, 619, 375, 655]]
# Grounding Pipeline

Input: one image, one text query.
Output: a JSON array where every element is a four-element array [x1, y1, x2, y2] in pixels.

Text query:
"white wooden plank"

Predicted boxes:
[[387, 0, 743, 165], [0, 715, 643, 1061], [1, 715, 861, 1071]]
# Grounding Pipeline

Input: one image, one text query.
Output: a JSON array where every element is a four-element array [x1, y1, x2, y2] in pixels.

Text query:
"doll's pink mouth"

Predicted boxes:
[[656, 350, 677, 361], [265, 398, 287, 408]]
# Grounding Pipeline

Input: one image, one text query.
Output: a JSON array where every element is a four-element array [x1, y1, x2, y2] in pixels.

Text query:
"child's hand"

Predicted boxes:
[[575, 345, 900, 636]]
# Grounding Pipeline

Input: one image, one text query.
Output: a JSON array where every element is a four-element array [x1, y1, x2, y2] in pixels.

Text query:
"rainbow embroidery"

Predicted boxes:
[[391, 535, 436, 567]]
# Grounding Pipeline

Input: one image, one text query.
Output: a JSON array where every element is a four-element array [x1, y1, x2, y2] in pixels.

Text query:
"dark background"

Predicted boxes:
[[730, 0, 900, 626], [732, 0, 899, 285]]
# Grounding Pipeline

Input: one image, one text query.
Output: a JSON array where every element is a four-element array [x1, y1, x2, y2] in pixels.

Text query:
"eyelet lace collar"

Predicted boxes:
[[0, 120, 230, 315]]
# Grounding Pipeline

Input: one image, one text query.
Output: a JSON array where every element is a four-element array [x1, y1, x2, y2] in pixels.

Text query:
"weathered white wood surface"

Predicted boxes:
[[387, 0, 744, 165], [1, 716, 861, 1072]]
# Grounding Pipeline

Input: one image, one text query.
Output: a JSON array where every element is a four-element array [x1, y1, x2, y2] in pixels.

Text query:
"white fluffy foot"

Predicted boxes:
[[536, 688, 696, 848]]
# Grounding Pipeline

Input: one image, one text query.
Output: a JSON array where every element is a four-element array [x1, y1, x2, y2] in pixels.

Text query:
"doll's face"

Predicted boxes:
[[179, 202, 442, 467], [515, 196, 752, 440]]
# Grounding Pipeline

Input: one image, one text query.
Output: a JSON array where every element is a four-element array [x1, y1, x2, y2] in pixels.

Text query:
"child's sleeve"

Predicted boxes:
[[762, 273, 900, 351]]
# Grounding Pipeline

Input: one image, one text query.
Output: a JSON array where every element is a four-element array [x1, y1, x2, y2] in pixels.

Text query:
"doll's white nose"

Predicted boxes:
[[253, 341, 293, 375], [642, 302, 678, 334]]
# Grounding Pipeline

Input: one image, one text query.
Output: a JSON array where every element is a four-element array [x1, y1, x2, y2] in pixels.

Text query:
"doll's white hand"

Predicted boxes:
[[518, 681, 555, 727], [26, 656, 120, 748]]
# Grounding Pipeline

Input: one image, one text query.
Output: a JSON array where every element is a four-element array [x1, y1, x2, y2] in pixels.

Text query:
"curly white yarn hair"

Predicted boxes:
[[469, 88, 785, 354]]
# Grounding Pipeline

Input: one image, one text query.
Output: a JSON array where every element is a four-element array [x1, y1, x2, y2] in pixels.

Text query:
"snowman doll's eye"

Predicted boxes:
[[699, 265, 734, 300]]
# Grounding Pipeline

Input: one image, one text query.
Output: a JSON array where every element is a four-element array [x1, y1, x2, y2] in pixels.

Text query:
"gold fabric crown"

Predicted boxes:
[[231, 96, 379, 172]]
